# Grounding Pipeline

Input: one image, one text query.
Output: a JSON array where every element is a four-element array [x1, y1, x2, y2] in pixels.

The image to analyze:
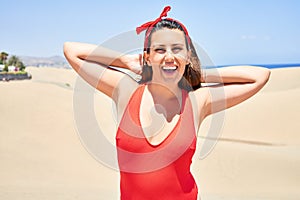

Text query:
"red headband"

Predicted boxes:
[[136, 6, 191, 50]]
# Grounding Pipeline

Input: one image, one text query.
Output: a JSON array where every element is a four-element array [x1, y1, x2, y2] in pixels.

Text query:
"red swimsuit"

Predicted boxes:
[[116, 85, 198, 200]]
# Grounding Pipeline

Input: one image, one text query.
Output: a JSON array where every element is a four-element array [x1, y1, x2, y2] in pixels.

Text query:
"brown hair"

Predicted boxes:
[[139, 19, 202, 91]]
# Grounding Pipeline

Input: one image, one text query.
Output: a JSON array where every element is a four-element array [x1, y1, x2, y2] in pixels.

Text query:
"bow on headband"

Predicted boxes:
[[136, 6, 191, 49], [136, 6, 171, 34]]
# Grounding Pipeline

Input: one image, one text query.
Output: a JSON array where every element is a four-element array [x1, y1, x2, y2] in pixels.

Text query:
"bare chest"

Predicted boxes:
[[139, 91, 182, 146]]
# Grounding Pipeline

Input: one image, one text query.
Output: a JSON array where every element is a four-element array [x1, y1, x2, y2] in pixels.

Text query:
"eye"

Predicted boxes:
[[172, 47, 183, 53], [154, 48, 166, 53]]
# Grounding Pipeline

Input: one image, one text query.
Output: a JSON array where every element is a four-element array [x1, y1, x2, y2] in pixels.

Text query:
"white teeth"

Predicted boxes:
[[162, 66, 177, 70]]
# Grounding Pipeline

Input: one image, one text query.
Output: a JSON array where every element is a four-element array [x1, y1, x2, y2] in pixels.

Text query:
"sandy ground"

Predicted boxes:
[[0, 66, 299, 200]]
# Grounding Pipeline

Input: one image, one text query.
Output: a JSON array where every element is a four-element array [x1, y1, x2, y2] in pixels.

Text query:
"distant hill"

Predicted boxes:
[[20, 55, 70, 68]]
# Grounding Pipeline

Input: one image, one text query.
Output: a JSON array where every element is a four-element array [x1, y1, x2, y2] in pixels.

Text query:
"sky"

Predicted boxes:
[[1, 0, 299, 65]]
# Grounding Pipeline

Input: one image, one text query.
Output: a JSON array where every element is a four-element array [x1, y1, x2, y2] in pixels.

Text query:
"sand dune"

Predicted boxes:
[[0, 66, 299, 199]]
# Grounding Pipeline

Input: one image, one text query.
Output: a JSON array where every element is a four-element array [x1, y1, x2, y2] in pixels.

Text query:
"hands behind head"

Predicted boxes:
[[121, 54, 143, 75]]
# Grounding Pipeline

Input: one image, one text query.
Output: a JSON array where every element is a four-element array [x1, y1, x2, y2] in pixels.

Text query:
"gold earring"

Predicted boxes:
[[189, 61, 193, 69]]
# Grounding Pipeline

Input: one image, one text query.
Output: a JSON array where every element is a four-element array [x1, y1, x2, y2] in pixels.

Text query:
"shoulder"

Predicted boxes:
[[188, 87, 210, 129], [189, 86, 210, 110], [115, 80, 140, 121]]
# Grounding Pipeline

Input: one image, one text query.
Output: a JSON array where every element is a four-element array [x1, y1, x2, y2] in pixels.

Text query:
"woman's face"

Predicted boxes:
[[145, 28, 190, 86]]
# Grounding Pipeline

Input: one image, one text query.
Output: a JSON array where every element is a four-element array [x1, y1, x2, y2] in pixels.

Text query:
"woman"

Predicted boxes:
[[64, 6, 270, 200]]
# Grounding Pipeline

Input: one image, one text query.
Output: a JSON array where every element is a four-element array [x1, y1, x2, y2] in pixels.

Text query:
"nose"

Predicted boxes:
[[165, 50, 174, 62]]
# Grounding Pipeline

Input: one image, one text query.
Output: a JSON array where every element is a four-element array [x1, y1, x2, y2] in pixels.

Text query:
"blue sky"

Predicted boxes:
[[1, 0, 299, 65]]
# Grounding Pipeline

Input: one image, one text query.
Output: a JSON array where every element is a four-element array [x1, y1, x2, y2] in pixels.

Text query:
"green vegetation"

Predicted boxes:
[[0, 52, 26, 72], [7, 55, 26, 71], [0, 52, 8, 64], [0, 71, 28, 75], [0, 52, 30, 81]]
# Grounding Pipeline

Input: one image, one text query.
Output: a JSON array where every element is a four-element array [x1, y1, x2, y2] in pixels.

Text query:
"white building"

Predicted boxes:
[[8, 65, 17, 72], [0, 64, 4, 71]]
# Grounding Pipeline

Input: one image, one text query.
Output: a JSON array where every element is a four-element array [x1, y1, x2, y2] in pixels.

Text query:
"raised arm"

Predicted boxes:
[[63, 42, 140, 101], [196, 65, 271, 117]]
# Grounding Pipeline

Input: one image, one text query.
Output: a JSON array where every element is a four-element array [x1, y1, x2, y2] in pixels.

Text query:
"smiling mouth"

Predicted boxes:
[[162, 66, 178, 72]]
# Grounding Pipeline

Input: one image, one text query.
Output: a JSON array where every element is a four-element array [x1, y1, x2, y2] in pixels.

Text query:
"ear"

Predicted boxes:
[[143, 51, 150, 65], [186, 50, 192, 65]]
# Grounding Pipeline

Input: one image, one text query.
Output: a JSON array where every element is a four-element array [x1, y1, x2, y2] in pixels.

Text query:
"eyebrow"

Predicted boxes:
[[152, 43, 184, 47]]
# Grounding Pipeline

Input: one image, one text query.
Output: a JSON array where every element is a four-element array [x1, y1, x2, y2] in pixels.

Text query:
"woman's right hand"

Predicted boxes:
[[121, 54, 143, 75]]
